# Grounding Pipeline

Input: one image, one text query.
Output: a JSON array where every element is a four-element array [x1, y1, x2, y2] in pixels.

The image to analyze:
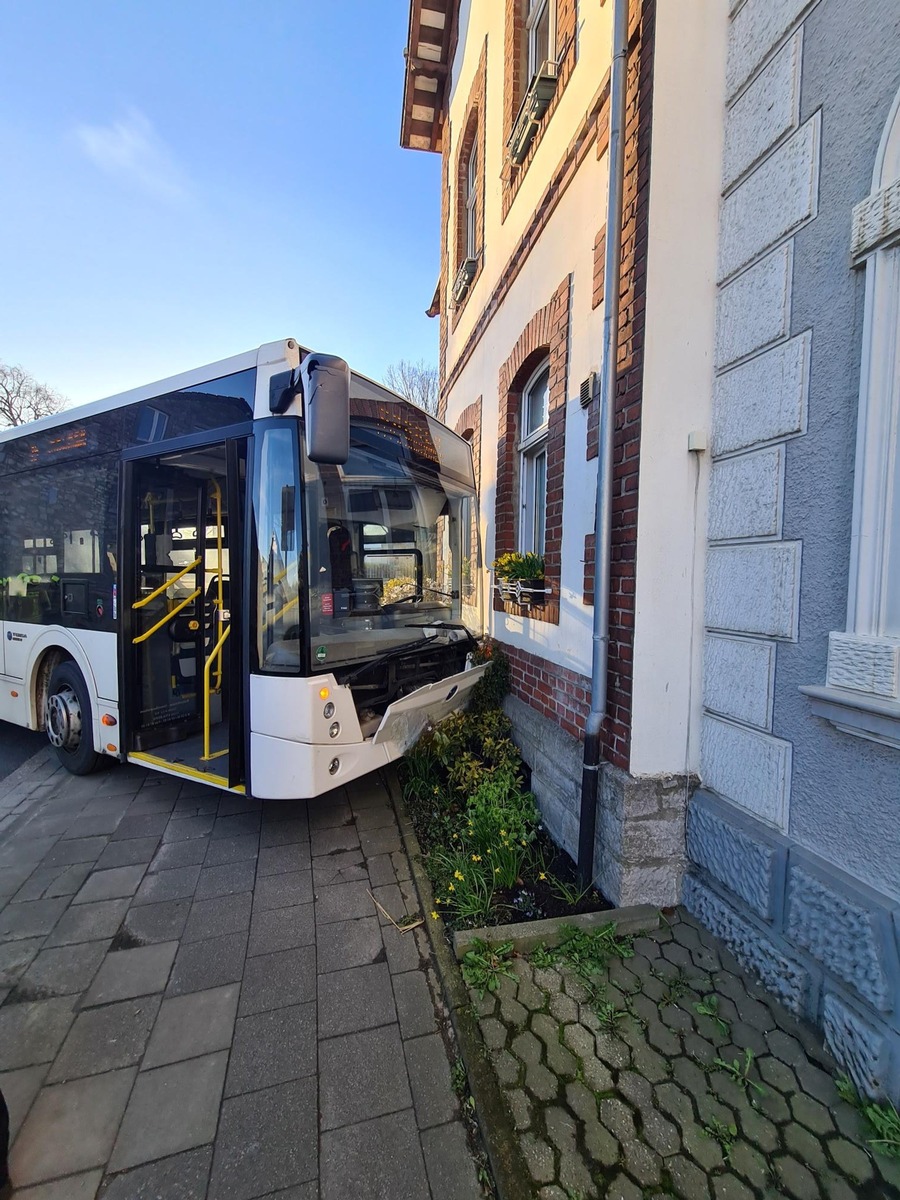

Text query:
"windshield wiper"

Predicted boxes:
[[339, 635, 451, 683]]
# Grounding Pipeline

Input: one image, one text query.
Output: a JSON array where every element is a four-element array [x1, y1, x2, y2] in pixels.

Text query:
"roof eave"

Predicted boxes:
[[400, 0, 456, 152]]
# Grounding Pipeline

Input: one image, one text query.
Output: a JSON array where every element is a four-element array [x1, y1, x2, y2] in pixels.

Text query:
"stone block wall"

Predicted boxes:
[[693, 0, 900, 1104], [504, 695, 689, 910], [702, 4, 819, 841], [685, 790, 900, 1103]]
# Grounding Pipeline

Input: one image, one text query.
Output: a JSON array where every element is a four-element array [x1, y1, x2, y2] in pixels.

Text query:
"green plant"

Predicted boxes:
[[703, 1117, 738, 1160], [594, 1001, 626, 1033], [429, 846, 496, 924], [451, 1056, 468, 1097], [713, 1048, 765, 1097], [461, 938, 517, 998], [556, 923, 635, 981], [864, 1100, 900, 1158], [545, 872, 593, 908], [530, 943, 555, 969], [694, 993, 730, 1036], [836, 1075, 900, 1159], [468, 642, 511, 712], [492, 551, 545, 581]]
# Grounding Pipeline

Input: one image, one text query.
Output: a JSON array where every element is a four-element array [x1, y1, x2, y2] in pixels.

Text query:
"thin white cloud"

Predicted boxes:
[[74, 108, 190, 204]]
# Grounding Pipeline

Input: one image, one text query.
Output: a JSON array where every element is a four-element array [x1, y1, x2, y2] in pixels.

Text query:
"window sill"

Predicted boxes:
[[800, 683, 900, 750]]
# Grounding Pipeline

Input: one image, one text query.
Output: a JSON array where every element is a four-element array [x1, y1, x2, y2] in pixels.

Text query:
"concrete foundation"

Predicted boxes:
[[503, 695, 691, 909]]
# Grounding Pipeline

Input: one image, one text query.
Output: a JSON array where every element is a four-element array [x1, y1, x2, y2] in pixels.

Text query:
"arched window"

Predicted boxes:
[[465, 140, 479, 261], [519, 359, 550, 554], [805, 85, 900, 742]]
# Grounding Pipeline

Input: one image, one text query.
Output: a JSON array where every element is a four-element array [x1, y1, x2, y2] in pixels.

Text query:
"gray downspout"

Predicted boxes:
[[577, 0, 629, 887]]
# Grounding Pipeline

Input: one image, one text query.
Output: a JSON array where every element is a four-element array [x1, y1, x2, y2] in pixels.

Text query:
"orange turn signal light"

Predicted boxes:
[[319, 687, 330, 700], [106, 743, 117, 752], [10, 690, 18, 698], [101, 714, 117, 727]]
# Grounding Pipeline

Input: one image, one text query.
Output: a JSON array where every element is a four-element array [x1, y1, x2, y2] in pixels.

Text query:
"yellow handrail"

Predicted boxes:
[[132, 588, 201, 644], [133, 557, 201, 610], [208, 479, 226, 693], [202, 623, 232, 761]]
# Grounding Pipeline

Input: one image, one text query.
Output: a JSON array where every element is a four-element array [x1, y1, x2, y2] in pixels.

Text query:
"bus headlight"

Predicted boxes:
[[329, 721, 341, 739], [323, 702, 335, 719]]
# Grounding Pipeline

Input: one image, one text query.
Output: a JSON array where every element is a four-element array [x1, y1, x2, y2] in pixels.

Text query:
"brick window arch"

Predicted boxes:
[[493, 275, 571, 625], [455, 399, 483, 612], [451, 43, 487, 326]]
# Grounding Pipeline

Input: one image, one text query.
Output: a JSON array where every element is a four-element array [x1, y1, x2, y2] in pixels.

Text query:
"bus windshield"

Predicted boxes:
[[301, 395, 478, 673]]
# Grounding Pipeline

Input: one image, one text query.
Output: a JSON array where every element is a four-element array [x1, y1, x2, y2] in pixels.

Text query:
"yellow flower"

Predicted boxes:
[[431, 911, 439, 920], [539, 872, 547, 881], [454, 870, 465, 881], [500, 829, 507, 837], [486, 848, 492, 855], [471, 854, 482, 862], [494, 867, 501, 875], [521, 840, 527, 847], [448, 883, 455, 892]]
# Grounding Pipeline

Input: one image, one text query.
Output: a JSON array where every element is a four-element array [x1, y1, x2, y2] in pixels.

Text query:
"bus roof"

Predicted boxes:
[[0, 341, 411, 446]]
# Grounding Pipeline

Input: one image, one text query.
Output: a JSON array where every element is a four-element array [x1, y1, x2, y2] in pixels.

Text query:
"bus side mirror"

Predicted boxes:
[[301, 353, 350, 464]]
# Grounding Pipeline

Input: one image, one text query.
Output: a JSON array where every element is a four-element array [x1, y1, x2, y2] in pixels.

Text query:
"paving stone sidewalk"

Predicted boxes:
[[0, 753, 484, 1199], [473, 911, 900, 1199]]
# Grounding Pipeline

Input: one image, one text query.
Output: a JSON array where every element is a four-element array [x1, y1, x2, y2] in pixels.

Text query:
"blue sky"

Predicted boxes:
[[0, 1, 440, 404]]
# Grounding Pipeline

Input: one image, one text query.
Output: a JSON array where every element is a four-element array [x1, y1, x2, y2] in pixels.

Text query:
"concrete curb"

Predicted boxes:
[[384, 767, 536, 1200], [453, 903, 660, 959]]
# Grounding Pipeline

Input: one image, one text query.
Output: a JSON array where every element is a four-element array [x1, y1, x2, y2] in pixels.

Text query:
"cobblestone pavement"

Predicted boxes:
[[0, 751, 483, 1199], [473, 911, 900, 1199]]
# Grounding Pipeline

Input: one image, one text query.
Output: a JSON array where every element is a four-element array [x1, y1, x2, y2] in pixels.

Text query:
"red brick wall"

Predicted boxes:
[[502, 641, 591, 743], [455, 398, 483, 605], [451, 41, 487, 331], [492, 275, 571, 627], [454, 398, 483, 489], [582, 0, 655, 771]]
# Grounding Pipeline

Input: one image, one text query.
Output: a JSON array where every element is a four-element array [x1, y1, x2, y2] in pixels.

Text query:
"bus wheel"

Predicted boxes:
[[45, 662, 100, 775]]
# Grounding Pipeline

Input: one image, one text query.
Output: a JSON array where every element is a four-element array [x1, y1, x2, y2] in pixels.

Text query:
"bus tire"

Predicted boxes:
[[45, 661, 100, 776]]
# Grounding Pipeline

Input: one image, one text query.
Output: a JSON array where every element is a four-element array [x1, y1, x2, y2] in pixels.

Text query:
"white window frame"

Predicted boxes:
[[802, 85, 900, 747], [526, 0, 556, 86], [465, 139, 478, 261], [518, 360, 550, 556]]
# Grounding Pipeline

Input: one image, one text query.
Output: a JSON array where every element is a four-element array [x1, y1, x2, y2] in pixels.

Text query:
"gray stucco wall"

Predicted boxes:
[[776, 0, 900, 900], [692, 0, 900, 1104]]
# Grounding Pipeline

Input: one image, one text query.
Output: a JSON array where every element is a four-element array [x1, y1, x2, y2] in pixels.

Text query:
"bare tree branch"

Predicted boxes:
[[0, 362, 68, 428], [383, 359, 439, 416]]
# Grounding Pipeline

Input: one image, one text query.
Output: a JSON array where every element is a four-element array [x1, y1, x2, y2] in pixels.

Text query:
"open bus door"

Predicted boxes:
[[121, 436, 247, 791]]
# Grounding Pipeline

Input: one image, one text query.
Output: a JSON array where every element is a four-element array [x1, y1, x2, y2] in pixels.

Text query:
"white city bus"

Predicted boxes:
[[0, 339, 485, 798]]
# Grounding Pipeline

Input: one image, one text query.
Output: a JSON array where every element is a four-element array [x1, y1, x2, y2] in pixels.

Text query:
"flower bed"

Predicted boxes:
[[401, 644, 609, 930]]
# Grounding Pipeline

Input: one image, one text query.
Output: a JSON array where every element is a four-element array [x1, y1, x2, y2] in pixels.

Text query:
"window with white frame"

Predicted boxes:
[[465, 140, 478, 261], [526, 0, 556, 84], [519, 360, 550, 555], [803, 84, 900, 744]]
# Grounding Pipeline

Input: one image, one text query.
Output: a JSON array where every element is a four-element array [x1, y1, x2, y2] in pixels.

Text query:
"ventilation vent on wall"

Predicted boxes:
[[579, 371, 597, 408]]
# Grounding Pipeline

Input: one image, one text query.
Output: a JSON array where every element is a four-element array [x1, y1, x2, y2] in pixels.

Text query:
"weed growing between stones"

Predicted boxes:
[[694, 993, 730, 1037], [702, 1116, 738, 1160], [713, 1047, 765, 1098], [836, 1074, 900, 1158], [461, 938, 517, 998]]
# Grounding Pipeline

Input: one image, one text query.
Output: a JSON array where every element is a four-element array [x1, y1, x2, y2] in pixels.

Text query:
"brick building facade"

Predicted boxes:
[[401, 0, 900, 1104], [400, 0, 722, 909]]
